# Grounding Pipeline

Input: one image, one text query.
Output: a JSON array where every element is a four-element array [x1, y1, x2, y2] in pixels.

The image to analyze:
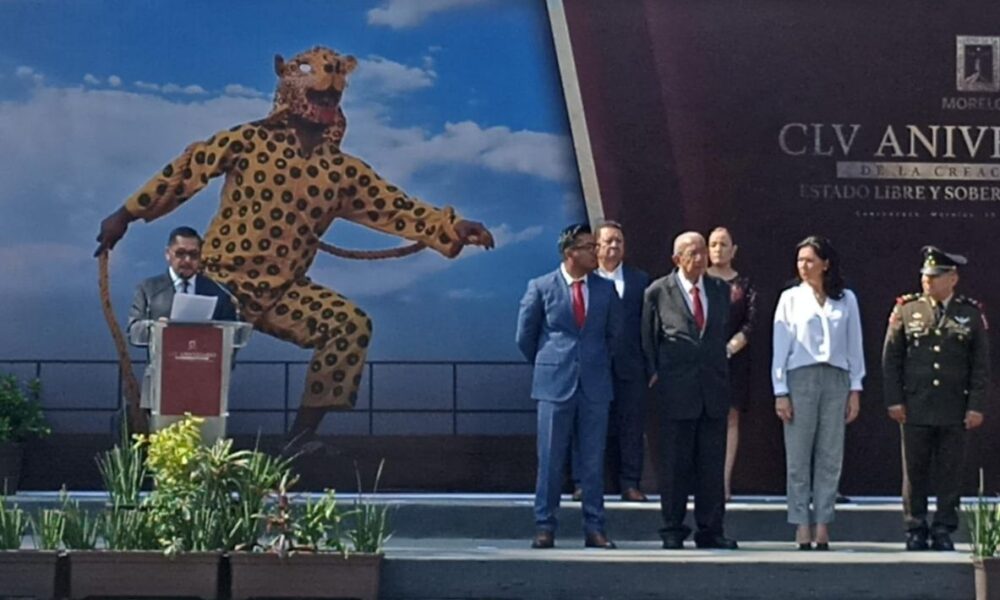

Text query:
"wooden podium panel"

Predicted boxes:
[[160, 325, 223, 417]]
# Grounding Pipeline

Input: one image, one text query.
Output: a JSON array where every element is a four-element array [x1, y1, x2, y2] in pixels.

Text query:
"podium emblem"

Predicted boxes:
[[956, 36, 1000, 92], [188, 340, 198, 351]]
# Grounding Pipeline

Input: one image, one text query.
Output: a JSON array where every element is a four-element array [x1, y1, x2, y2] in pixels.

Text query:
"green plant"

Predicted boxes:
[[59, 488, 101, 550], [230, 448, 294, 551], [133, 416, 295, 554], [96, 422, 147, 507], [102, 507, 159, 550], [31, 509, 65, 550], [965, 469, 1000, 558], [0, 497, 29, 549], [0, 374, 50, 444], [348, 460, 392, 554]]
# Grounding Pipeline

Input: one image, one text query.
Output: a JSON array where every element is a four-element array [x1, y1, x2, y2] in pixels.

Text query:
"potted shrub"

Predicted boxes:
[[0, 496, 59, 599], [0, 373, 50, 494], [965, 469, 1000, 600], [227, 461, 391, 600], [70, 416, 224, 600]]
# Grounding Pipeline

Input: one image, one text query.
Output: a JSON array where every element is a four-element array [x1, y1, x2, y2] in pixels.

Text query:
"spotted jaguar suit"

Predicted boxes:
[[123, 119, 464, 409]]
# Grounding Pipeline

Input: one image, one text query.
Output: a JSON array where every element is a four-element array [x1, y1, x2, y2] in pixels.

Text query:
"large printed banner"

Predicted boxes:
[[557, 0, 1000, 493]]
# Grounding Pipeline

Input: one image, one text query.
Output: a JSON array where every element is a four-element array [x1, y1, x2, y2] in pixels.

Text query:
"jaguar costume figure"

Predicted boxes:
[[96, 46, 494, 437]]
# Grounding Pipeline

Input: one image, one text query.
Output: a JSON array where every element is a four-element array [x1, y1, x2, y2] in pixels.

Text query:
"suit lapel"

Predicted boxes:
[[551, 270, 577, 332], [581, 273, 603, 334]]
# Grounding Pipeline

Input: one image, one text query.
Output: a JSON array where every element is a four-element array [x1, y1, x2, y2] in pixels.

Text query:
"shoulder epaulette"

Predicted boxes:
[[956, 295, 989, 330], [955, 295, 984, 310], [895, 292, 922, 305]]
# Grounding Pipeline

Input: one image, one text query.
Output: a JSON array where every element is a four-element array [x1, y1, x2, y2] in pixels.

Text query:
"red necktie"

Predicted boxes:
[[691, 285, 705, 331], [571, 280, 586, 328]]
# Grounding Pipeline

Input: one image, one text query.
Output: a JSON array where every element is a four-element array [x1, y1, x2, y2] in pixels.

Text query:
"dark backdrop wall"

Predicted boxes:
[[559, 0, 1000, 495]]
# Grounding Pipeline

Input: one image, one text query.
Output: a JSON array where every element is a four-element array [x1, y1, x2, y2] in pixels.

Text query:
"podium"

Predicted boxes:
[[130, 320, 252, 440]]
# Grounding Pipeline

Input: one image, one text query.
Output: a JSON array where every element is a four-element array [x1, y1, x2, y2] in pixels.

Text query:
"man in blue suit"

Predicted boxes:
[[516, 223, 623, 549]]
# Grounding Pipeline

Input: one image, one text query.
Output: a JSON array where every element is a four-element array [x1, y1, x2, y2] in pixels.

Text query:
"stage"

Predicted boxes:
[[9, 492, 981, 599]]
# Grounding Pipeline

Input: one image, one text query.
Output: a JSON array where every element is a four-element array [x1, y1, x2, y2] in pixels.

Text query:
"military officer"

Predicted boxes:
[[882, 246, 990, 551]]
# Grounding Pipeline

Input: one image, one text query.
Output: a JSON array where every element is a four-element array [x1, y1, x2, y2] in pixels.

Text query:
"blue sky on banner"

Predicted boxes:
[[0, 0, 586, 361]]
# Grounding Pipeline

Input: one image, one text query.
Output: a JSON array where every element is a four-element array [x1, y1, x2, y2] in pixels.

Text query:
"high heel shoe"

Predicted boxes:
[[798, 542, 813, 551], [814, 542, 830, 551]]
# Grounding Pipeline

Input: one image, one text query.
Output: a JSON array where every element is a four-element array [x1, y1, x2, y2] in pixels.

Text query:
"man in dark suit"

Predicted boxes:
[[882, 246, 990, 551], [516, 223, 623, 550], [641, 231, 736, 550], [128, 226, 238, 337], [571, 221, 651, 502]]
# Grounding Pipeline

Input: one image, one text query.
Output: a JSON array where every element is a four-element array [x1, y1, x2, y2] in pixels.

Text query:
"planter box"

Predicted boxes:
[[229, 552, 382, 600], [0, 442, 23, 495], [69, 550, 220, 599], [976, 557, 1000, 600], [0, 550, 59, 598]]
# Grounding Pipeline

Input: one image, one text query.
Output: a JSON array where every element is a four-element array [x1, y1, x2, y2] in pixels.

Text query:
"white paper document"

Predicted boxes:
[[169, 293, 217, 322]]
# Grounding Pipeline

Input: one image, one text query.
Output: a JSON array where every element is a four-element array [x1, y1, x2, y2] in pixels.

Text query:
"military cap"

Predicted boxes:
[[920, 245, 967, 275]]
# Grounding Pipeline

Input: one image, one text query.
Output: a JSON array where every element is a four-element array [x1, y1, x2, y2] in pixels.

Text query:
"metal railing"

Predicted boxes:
[[0, 359, 534, 436]]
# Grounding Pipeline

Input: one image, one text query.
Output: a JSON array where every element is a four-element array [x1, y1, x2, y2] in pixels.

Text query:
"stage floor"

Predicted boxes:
[[7, 492, 985, 599]]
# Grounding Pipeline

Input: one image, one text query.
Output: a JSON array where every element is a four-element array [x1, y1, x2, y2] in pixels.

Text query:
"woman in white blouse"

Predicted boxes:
[[772, 235, 864, 550]]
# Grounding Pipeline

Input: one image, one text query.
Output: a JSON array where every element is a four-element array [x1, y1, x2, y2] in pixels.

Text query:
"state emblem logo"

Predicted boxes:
[[956, 35, 1000, 92]]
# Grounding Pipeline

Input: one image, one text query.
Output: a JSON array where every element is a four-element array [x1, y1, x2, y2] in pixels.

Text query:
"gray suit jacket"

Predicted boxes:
[[127, 272, 238, 338], [641, 270, 731, 420]]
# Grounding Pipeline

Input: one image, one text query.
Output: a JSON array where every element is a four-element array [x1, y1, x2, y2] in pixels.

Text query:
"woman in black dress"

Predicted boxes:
[[707, 227, 758, 501]]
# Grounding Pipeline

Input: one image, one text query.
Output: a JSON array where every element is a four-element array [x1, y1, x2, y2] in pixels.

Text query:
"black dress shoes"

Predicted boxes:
[[584, 531, 617, 549], [930, 532, 955, 551], [531, 530, 555, 549], [661, 535, 685, 550], [694, 534, 739, 550], [905, 530, 929, 551], [620, 488, 648, 502]]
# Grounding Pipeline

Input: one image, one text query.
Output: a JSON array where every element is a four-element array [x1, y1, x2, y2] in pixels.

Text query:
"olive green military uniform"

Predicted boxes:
[[882, 292, 990, 534]]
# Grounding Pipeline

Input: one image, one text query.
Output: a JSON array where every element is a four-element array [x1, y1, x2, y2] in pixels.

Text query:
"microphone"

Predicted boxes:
[[204, 275, 243, 322]]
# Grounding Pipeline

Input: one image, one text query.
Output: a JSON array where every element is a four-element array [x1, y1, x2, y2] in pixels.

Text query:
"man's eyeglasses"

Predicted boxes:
[[171, 250, 201, 260]]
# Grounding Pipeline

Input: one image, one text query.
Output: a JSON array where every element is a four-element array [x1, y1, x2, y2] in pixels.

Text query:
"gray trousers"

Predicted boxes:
[[783, 364, 850, 525]]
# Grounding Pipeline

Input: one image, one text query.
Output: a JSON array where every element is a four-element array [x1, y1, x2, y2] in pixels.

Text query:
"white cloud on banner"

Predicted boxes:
[[341, 114, 573, 184], [15, 65, 43, 85], [224, 83, 266, 98], [108, 75, 122, 87], [367, 0, 489, 29], [83, 73, 100, 85], [352, 56, 436, 97]]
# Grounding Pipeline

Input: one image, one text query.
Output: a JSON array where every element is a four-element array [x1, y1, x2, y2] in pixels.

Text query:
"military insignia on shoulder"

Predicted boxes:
[[955, 316, 971, 325], [895, 292, 921, 305], [956, 295, 989, 330]]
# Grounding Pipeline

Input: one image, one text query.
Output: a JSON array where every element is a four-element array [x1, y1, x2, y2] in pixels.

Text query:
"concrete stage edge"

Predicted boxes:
[[9, 492, 987, 600]]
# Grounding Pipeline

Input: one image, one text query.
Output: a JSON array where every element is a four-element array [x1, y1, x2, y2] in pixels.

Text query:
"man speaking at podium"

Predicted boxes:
[[128, 226, 238, 337]]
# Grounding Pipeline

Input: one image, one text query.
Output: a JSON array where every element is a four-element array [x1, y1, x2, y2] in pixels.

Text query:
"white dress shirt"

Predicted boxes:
[[560, 264, 589, 311], [676, 272, 708, 323], [771, 283, 866, 395], [597, 263, 625, 299], [169, 268, 197, 294]]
